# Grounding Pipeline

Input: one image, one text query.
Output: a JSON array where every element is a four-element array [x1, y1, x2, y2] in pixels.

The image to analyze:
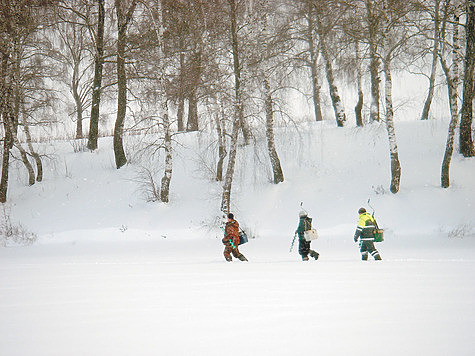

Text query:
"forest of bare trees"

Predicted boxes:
[[0, 0, 474, 211]]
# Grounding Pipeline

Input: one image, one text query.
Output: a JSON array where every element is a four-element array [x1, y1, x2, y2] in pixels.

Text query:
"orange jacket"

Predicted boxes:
[[225, 219, 240, 246]]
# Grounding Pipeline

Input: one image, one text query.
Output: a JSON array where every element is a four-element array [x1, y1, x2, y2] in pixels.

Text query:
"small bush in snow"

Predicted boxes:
[[133, 165, 161, 202], [0, 205, 37, 247], [447, 224, 474, 239], [69, 138, 88, 153], [372, 185, 387, 195]]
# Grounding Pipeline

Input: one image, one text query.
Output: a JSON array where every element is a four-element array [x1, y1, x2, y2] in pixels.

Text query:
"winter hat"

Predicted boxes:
[[358, 207, 366, 214], [227, 213, 234, 220], [299, 210, 307, 217]]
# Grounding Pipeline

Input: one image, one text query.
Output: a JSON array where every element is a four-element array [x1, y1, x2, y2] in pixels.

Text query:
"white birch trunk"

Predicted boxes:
[[318, 32, 346, 127], [306, 1, 323, 122], [221, 0, 242, 213], [155, 0, 172, 202], [421, 0, 441, 121], [312, 5, 346, 126], [221, 119, 239, 214], [383, 56, 401, 194], [22, 114, 42, 182], [441, 13, 460, 188], [264, 78, 284, 184]]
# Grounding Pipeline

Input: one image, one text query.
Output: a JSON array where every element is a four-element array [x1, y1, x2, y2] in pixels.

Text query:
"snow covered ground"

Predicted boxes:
[[1, 119, 475, 355]]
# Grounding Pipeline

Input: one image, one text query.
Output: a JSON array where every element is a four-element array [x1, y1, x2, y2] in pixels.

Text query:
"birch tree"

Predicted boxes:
[[55, 1, 94, 139], [420, 0, 442, 121], [459, 0, 475, 157], [154, 0, 172, 202], [251, 0, 286, 184], [221, 0, 243, 214], [300, 0, 323, 122], [0, 0, 57, 202], [378, 0, 419, 193], [365, 0, 381, 122], [440, 1, 462, 188]]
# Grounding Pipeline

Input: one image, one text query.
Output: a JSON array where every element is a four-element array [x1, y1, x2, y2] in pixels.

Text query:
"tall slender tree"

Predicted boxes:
[[366, 0, 381, 122], [459, 0, 475, 157], [87, 0, 105, 150], [420, 0, 441, 121], [440, 1, 461, 188], [113, 0, 137, 169]]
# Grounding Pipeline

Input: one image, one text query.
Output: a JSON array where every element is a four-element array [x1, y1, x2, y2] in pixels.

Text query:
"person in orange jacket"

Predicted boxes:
[[222, 213, 248, 262]]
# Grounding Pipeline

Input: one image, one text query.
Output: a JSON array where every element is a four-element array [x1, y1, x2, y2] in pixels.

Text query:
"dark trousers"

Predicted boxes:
[[359, 240, 382, 260], [299, 238, 310, 257]]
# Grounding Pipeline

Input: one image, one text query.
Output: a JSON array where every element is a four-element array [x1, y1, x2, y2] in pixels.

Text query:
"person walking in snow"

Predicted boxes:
[[296, 210, 319, 261], [353, 207, 382, 261], [222, 213, 248, 262]]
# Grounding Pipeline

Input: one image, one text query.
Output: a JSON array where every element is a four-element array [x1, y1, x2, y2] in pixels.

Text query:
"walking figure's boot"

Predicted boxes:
[[309, 250, 319, 260], [238, 254, 248, 262]]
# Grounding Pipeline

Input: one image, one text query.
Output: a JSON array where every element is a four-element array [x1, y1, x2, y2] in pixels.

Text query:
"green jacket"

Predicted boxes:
[[297, 216, 312, 240]]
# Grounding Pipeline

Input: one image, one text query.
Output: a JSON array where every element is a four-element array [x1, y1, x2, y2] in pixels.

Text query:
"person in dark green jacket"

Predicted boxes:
[[296, 211, 319, 261], [353, 208, 382, 261]]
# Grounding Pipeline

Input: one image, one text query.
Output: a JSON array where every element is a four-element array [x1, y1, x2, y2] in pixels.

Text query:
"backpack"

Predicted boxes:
[[302, 217, 318, 241], [238, 229, 248, 245], [365, 218, 384, 242]]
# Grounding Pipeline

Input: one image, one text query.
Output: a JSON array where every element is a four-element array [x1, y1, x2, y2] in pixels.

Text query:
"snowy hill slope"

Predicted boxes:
[[1, 118, 475, 356], [6, 118, 474, 245]]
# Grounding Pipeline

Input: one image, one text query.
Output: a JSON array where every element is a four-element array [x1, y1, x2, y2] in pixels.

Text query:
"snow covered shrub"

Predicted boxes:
[[69, 138, 88, 153], [133, 165, 160, 202], [0, 205, 37, 247], [447, 224, 474, 239], [372, 185, 387, 195]]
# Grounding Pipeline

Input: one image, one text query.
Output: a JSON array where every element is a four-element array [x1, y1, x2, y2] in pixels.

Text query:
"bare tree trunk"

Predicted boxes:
[[8, 116, 35, 186], [0, 51, 11, 203], [186, 49, 200, 132], [220, 0, 244, 213], [87, 0, 105, 150], [306, 1, 323, 122], [366, 1, 380, 122], [22, 116, 42, 182], [229, 0, 250, 145], [72, 67, 84, 139], [441, 13, 461, 188], [215, 104, 227, 182], [314, 14, 346, 127], [264, 78, 284, 184], [383, 56, 401, 193], [319, 36, 346, 127], [177, 41, 185, 132], [0, 135, 11, 203], [421, 0, 441, 121], [355, 40, 364, 127], [114, 0, 137, 169], [155, 0, 172, 203], [0, 108, 13, 202], [187, 90, 199, 132], [10, 41, 34, 186], [221, 118, 239, 214], [460, 0, 475, 157], [160, 111, 172, 203]]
